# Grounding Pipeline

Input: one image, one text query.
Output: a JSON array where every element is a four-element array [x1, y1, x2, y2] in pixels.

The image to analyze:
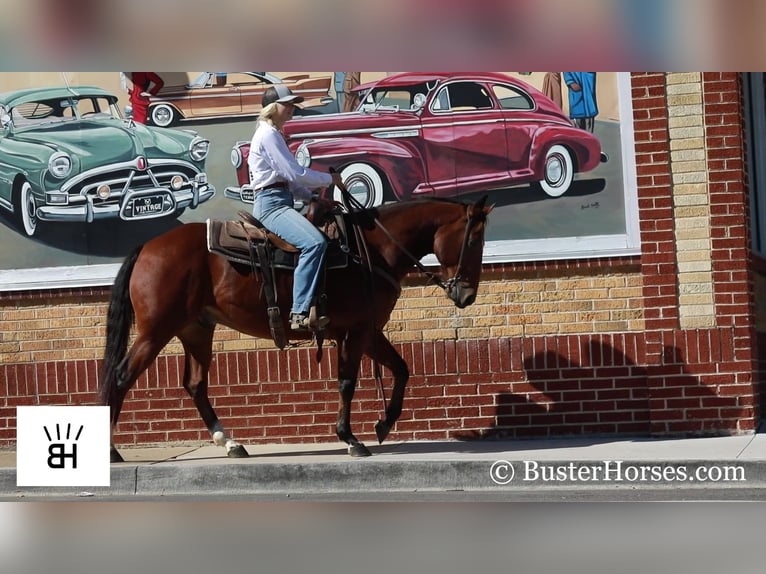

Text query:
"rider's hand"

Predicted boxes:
[[330, 172, 344, 188], [312, 196, 341, 210]]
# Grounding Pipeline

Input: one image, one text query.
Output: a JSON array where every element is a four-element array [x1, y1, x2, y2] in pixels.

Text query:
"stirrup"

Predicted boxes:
[[290, 312, 329, 332], [308, 305, 329, 331]]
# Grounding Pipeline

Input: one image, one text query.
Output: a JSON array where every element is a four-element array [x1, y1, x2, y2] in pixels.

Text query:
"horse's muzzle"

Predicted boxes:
[[448, 283, 477, 309]]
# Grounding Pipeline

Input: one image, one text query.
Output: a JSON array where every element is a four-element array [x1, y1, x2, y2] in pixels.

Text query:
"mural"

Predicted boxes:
[[141, 72, 334, 127], [0, 72, 638, 291], [0, 85, 214, 238]]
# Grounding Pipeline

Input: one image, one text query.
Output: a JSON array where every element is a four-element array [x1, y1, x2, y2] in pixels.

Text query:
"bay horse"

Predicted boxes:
[[99, 196, 492, 462]]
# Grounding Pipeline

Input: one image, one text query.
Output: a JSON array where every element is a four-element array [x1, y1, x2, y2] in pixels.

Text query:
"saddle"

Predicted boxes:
[[206, 208, 351, 349], [207, 211, 349, 271]]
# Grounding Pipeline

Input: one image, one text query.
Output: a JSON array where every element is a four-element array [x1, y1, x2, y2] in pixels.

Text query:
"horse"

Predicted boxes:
[[99, 196, 493, 462]]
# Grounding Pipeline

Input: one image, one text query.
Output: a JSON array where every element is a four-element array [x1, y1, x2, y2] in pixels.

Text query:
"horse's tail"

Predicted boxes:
[[99, 244, 143, 407]]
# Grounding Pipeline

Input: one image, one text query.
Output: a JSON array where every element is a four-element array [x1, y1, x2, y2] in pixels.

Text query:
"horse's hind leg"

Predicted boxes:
[[336, 331, 372, 457], [178, 323, 248, 458], [366, 331, 409, 444], [108, 335, 172, 462]]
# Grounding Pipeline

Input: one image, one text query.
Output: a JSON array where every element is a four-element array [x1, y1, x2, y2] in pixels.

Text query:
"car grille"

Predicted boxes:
[[68, 164, 199, 206]]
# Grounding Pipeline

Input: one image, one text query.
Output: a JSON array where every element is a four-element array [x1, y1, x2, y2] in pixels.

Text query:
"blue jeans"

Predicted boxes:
[[253, 187, 326, 315]]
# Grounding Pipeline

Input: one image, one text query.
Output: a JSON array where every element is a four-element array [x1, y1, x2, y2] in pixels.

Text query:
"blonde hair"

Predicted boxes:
[[258, 102, 279, 127]]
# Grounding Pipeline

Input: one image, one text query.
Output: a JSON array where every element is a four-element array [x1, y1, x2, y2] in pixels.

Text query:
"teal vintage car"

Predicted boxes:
[[0, 85, 215, 237]]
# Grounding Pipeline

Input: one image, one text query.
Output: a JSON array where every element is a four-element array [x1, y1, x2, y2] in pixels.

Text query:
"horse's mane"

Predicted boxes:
[[374, 197, 467, 216], [342, 197, 466, 230]]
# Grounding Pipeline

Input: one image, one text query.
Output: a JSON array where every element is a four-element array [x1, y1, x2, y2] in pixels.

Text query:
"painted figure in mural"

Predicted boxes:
[[542, 72, 563, 110], [127, 72, 164, 125], [247, 85, 343, 331], [341, 72, 362, 113], [334, 72, 346, 111], [563, 72, 598, 132]]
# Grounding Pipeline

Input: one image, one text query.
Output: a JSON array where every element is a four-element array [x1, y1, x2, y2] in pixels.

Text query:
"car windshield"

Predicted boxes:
[[11, 96, 119, 127], [188, 72, 273, 88], [188, 73, 212, 88], [361, 83, 430, 111]]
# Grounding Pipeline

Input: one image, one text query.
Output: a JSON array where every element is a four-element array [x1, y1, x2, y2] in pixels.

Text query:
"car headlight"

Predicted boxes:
[[230, 146, 242, 168], [295, 143, 311, 168], [190, 137, 210, 161], [170, 175, 185, 190], [48, 151, 72, 179]]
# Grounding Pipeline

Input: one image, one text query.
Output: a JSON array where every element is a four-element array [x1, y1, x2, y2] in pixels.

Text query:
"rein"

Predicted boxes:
[[333, 177, 480, 420], [371, 212, 477, 294], [336, 185, 478, 295]]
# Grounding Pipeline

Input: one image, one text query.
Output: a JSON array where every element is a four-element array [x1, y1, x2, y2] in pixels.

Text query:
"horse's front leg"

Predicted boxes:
[[336, 331, 372, 457], [366, 330, 409, 444], [179, 325, 248, 458]]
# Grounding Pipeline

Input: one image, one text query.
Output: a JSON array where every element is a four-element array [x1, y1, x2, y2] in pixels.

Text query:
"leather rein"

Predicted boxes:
[[337, 185, 479, 295], [334, 177, 481, 418]]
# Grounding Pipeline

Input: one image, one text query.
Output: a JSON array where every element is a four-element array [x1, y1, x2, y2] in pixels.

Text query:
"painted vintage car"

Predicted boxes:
[[147, 72, 333, 128], [225, 72, 607, 208], [0, 85, 215, 238]]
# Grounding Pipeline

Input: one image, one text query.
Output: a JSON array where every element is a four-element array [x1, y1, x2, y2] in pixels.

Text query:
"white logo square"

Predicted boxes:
[[16, 406, 110, 487]]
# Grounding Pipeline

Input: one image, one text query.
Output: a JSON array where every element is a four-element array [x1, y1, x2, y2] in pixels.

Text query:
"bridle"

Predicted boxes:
[[370, 205, 482, 295], [335, 177, 481, 295], [335, 179, 484, 416]]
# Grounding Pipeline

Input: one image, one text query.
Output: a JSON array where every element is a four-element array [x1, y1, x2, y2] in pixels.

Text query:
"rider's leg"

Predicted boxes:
[[254, 189, 327, 326]]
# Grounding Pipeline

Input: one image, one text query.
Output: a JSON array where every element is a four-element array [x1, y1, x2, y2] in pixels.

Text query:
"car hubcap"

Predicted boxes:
[[155, 107, 170, 125], [23, 185, 37, 233], [347, 176, 373, 207], [546, 154, 565, 186]]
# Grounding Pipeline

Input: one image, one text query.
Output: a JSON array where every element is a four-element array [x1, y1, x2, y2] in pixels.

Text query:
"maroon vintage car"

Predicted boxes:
[[225, 72, 607, 208]]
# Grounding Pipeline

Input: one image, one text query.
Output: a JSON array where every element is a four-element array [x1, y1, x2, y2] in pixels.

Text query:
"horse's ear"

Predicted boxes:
[[471, 195, 493, 216]]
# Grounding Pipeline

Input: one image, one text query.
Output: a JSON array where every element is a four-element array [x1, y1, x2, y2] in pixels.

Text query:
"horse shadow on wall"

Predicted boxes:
[[454, 339, 748, 441]]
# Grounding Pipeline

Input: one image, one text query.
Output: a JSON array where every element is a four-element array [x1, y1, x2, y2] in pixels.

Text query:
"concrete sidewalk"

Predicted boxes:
[[2, 434, 766, 499]]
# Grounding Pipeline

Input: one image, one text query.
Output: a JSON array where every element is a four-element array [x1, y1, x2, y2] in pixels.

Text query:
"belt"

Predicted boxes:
[[254, 181, 289, 193]]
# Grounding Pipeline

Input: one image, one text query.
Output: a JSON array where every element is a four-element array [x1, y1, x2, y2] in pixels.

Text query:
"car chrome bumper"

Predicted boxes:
[[224, 185, 304, 210], [224, 184, 254, 204], [36, 184, 216, 222]]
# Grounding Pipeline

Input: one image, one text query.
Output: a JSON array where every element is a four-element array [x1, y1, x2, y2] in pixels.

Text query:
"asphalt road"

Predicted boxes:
[[5, 500, 764, 574]]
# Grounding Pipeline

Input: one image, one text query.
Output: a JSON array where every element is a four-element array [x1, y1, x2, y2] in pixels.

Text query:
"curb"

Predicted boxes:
[[3, 458, 766, 498]]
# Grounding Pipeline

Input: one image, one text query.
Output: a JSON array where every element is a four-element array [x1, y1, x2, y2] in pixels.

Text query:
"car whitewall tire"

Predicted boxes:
[[150, 104, 177, 128], [336, 163, 386, 208], [15, 180, 38, 237], [536, 144, 574, 198]]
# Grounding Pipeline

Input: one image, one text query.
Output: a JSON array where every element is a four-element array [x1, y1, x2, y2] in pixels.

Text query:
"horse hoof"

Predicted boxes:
[[227, 445, 250, 458], [110, 449, 124, 463], [375, 420, 391, 444], [348, 443, 372, 458]]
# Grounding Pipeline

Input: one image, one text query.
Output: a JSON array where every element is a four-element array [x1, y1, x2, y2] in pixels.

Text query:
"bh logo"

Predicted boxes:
[[16, 406, 110, 487], [44, 423, 84, 469]]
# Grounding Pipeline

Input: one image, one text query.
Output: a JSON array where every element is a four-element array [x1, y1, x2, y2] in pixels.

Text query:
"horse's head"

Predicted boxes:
[[433, 196, 493, 309]]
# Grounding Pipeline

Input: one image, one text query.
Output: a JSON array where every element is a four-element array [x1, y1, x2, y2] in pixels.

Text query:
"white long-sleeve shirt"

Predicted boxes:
[[247, 121, 332, 201]]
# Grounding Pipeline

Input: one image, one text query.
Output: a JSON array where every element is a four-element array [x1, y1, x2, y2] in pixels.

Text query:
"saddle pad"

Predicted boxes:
[[206, 219, 349, 270]]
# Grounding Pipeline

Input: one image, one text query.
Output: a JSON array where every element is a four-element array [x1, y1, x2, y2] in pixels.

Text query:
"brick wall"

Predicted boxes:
[[0, 72, 760, 449]]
